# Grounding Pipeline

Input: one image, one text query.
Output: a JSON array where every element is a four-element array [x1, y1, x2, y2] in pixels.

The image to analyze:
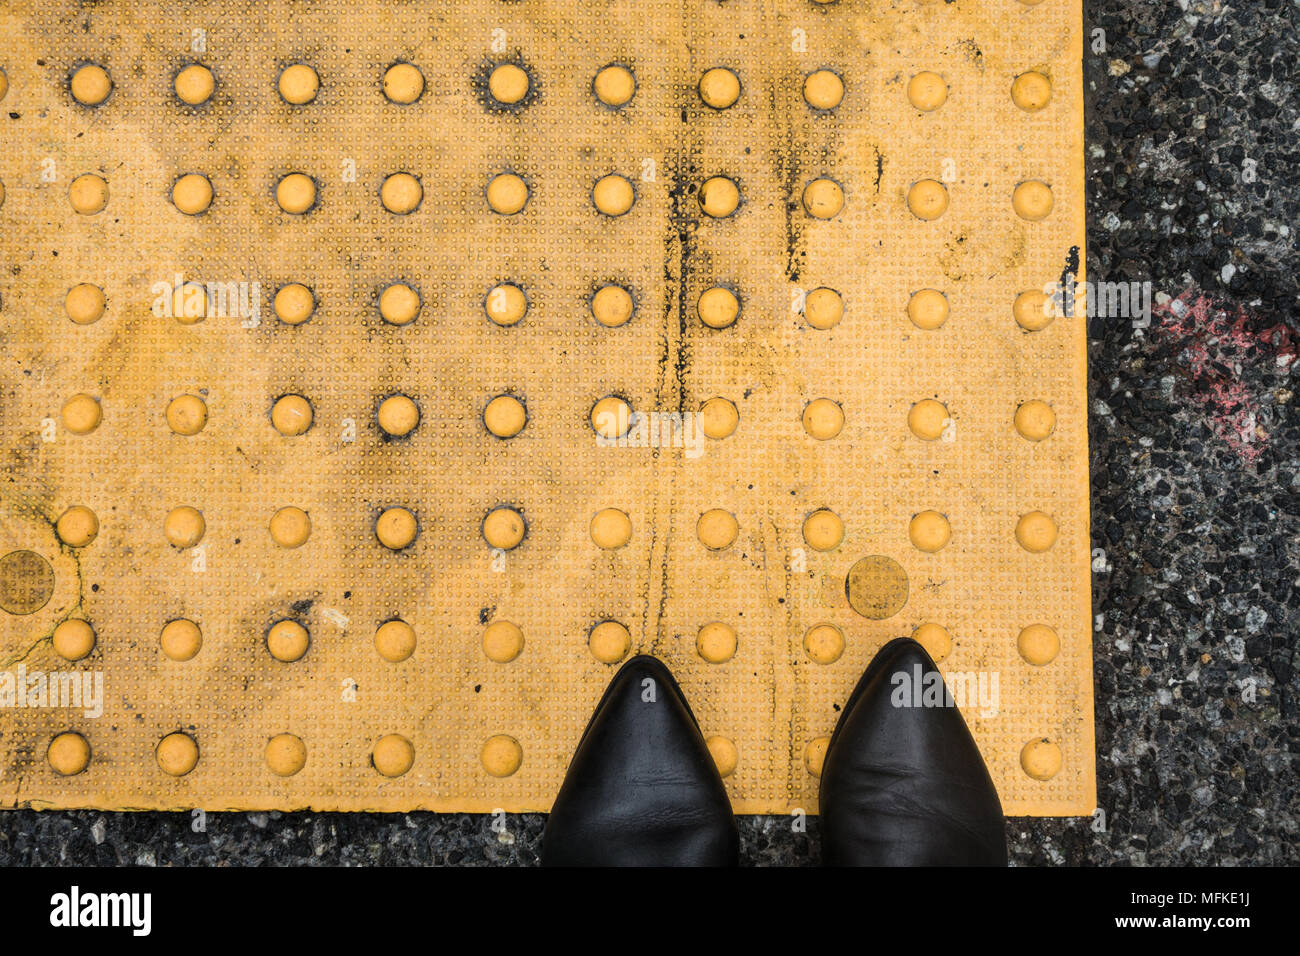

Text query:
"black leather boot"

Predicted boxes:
[[541, 655, 739, 866], [819, 637, 1008, 866]]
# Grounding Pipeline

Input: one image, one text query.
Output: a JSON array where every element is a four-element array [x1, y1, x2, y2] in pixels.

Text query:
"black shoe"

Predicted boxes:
[[819, 637, 1007, 866], [541, 655, 739, 866]]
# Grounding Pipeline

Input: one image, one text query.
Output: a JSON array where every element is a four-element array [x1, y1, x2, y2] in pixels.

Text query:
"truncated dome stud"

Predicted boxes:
[[1018, 624, 1060, 666], [591, 285, 635, 327], [804, 737, 830, 777], [696, 509, 739, 550], [266, 619, 310, 662], [697, 286, 739, 329], [167, 394, 208, 435], [802, 178, 844, 218], [160, 619, 202, 661], [908, 399, 950, 441], [908, 289, 949, 329], [593, 64, 635, 107], [482, 507, 525, 550], [480, 735, 522, 777], [276, 173, 317, 213], [52, 619, 96, 660], [698, 176, 739, 217], [278, 63, 319, 104], [802, 509, 844, 551], [488, 64, 529, 104], [175, 64, 215, 105], [907, 179, 948, 219], [70, 64, 112, 105], [592, 174, 635, 216], [55, 506, 98, 547], [804, 287, 843, 329], [48, 732, 91, 775], [804, 69, 844, 109], [274, 283, 315, 324], [588, 621, 631, 664], [271, 394, 313, 435], [485, 283, 527, 325], [698, 67, 741, 109], [707, 736, 738, 777], [1012, 71, 1052, 111], [65, 283, 106, 324], [482, 621, 524, 663], [380, 172, 422, 214], [487, 173, 528, 214], [696, 621, 737, 663], [384, 63, 425, 104], [68, 174, 108, 214], [372, 734, 414, 777], [266, 734, 307, 776], [375, 620, 417, 662], [376, 507, 418, 550], [172, 173, 213, 214], [1015, 400, 1057, 441], [269, 507, 311, 548], [1015, 511, 1059, 552], [377, 395, 420, 437], [907, 71, 948, 110], [164, 506, 205, 548], [912, 622, 952, 662], [483, 395, 527, 438], [699, 397, 739, 438], [590, 396, 632, 439], [1014, 289, 1055, 330], [909, 510, 951, 552], [1020, 738, 1063, 780], [1013, 180, 1055, 220], [802, 398, 844, 439], [379, 283, 421, 324], [803, 623, 845, 664], [156, 732, 199, 776], [589, 508, 631, 549]]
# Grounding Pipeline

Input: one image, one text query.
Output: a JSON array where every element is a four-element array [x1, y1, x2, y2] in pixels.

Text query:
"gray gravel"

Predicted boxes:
[[2, 0, 1297, 866]]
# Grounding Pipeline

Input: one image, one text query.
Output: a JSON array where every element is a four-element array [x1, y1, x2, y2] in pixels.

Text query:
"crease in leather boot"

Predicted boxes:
[[820, 638, 1008, 866], [541, 655, 740, 866]]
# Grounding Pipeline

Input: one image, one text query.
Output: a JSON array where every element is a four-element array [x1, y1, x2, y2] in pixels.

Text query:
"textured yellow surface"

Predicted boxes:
[[0, 0, 1092, 815]]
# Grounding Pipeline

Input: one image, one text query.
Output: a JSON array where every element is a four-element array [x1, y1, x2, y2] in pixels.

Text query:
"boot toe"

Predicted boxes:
[[820, 639, 1007, 866], [542, 655, 739, 866]]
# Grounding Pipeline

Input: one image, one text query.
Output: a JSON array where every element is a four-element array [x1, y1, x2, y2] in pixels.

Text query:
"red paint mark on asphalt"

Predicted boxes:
[[1152, 288, 1296, 463]]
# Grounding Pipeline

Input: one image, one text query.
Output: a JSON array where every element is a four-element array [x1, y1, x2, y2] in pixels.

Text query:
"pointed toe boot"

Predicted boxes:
[[820, 637, 1007, 866], [541, 655, 739, 866]]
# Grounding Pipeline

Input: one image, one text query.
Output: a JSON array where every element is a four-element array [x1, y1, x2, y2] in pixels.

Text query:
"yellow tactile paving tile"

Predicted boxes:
[[0, 0, 1092, 816]]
